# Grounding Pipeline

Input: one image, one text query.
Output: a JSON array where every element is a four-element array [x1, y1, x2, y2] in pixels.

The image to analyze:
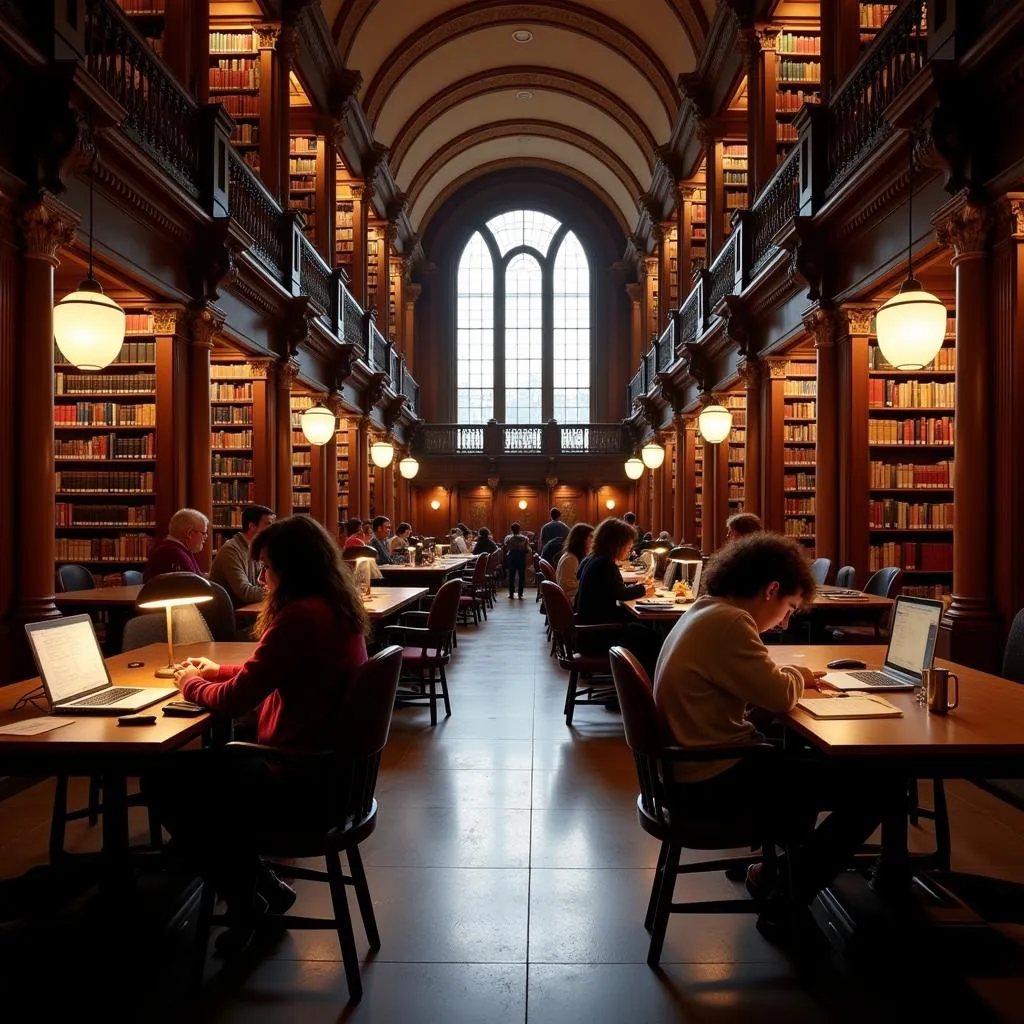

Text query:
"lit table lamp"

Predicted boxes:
[[639, 539, 673, 576], [342, 544, 379, 597], [136, 572, 215, 678], [668, 545, 703, 591]]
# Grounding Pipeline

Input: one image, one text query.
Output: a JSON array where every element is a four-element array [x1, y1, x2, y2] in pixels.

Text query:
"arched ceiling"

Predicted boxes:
[[323, 0, 714, 236]]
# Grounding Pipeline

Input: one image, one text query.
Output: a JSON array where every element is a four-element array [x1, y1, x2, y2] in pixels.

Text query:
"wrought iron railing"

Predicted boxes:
[[749, 147, 800, 274], [826, 0, 927, 196], [503, 426, 543, 453], [559, 424, 629, 454], [401, 364, 420, 414], [342, 288, 364, 352], [85, 0, 200, 197], [706, 232, 737, 316], [417, 425, 484, 453], [627, 366, 645, 411], [228, 150, 285, 278], [368, 321, 390, 378], [678, 288, 700, 348], [655, 319, 675, 373], [643, 346, 658, 387], [299, 236, 332, 323]]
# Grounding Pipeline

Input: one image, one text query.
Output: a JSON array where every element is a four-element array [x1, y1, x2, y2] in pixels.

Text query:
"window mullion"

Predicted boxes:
[[494, 255, 505, 422], [542, 255, 553, 422]]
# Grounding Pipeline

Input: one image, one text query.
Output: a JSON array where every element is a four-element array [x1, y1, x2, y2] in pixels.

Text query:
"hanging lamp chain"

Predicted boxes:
[[906, 128, 914, 282]]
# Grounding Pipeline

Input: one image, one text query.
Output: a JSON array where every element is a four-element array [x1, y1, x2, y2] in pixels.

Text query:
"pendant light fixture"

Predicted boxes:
[[53, 154, 126, 370], [300, 404, 336, 446], [698, 402, 732, 444], [370, 438, 395, 468], [874, 131, 947, 370], [624, 456, 644, 480], [641, 440, 665, 469], [398, 455, 420, 479]]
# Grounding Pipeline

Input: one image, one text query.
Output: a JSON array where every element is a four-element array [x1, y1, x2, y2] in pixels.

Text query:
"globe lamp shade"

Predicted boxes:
[[398, 455, 420, 479], [370, 439, 395, 468], [874, 281, 947, 370], [698, 404, 732, 444], [624, 457, 644, 480], [300, 405, 336, 446], [641, 441, 666, 469], [53, 277, 126, 371]]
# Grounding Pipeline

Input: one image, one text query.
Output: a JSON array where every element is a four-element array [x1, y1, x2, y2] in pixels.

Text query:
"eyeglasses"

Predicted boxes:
[[189, 527, 209, 538]]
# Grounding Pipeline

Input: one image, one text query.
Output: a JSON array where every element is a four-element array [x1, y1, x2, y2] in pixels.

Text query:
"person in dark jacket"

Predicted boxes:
[[473, 527, 498, 555], [503, 522, 530, 598]]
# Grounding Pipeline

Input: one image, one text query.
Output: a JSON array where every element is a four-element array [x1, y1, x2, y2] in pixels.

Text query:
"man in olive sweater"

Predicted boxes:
[[209, 504, 276, 607]]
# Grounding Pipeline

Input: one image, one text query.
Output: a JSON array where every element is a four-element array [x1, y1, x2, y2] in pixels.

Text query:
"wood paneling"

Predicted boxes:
[[0, 194, 17, 682]]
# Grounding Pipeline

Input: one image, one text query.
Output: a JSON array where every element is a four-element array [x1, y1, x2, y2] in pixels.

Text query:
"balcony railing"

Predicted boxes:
[[503, 425, 542, 453], [342, 289, 364, 353], [228, 150, 285, 279], [560, 424, 629, 454], [706, 232, 737, 318], [415, 422, 629, 456], [368, 320, 391, 379], [299, 235, 333, 324], [655, 318, 675, 374], [418, 425, 485, 454], [749, 146, 800, 275], [400, 362, 420, 413]]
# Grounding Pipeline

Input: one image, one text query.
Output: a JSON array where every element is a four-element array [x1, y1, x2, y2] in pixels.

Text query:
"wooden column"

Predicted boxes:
[[16, 196, 76, 644], [353, 417, 370, 516], [275, 359, 298, 516], [383, 463, 396, 523], [821, 0, 860, 100], [682, 416, 698, 545], [677, 186, 694, 301], [742, 26, 780, 197], [322, 393, 344, 539], [404, 279, 421, 371], [658, 222, 674, 321], [0, 193, 19, 681], [350, 182, 371, 307], [671, 414, 686, 542], [248, 358, 275, 508], [992, 195, 1024, 639], [392, 256, 407, 353], [255, 24, 286, 201], [697, 120, 726, 260], [762, 357, 788, 532], [804, 303, 842, 568], [838, 307, 872, 578], [314, 127, 336, 260], [699, 398, 719, 552], [187, 304, 221, 571], [625, 281, 643, 375], [644, 254, 659, 348], [935, 197, 1000, 668], [149, 305, 189, 533], [737, 358, 762, 519], [659, 434, 675, 531], [379, 221, 395, 341]]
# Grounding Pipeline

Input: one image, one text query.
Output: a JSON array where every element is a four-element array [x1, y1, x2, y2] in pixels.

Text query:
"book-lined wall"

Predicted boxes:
[[289, 135, 318, 245], [54, 312, 158, 578], [867, 320, 955, 597], [725, 393, 746, 511], [783, 357, 817, 553], [290, 393, 314, 513], [774, 27, 821, 159], [721, 141, 748, 238], [116, 0, 165, 56], [209, 26, 261, 173], [337, 422, 350, 525], [210, 362, 255, 556], [336, 162, 355, 281], [693, 432, 703, 550]]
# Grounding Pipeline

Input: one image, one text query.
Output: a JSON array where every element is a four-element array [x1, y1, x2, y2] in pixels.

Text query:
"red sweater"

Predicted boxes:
[[144, 537, 203, 582], [182, 596, 368, 750]]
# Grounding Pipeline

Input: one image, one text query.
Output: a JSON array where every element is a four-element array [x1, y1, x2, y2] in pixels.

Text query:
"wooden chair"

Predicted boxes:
[[827, 567, 904, 641], [458, 555, 490, 624], [193, 645, 403, 1003], [56, 564, 95, 592], [540, 580, 620, 725], [608, 647, 775, 966], [384, 578, 461, 725], [809, 557, 832, 586]]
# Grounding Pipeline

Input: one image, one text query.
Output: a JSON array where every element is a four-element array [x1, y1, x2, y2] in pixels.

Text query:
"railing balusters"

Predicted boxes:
[[227, 150, 285, 279]]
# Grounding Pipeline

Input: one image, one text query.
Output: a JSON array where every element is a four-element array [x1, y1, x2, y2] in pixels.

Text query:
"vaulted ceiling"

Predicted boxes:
[[322, 0, 715, 235]]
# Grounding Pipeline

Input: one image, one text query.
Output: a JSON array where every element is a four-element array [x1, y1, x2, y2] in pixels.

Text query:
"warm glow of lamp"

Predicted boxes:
[[641, 441, 665, 469], [342, 544, 378, 597], [370, 439, 395, 468], [698, 404, 732, 443], [300, 404, 336, 446], [398, 455, 419, 479], [875, 285, 947, 370], [136, 573, 214, 678], [430, 499, 441, 510], [518, 499, 528, 510], [624, 457, 644, 480], [605, 499, 616, 510]]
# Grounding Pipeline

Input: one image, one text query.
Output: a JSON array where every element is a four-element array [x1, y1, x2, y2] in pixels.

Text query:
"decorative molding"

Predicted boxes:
[[254, 24, 280, 50], [19, 193, 77, 265], [802, 303, 847, 349], [325, 391, 346, 417], [998, 194, 1024, 240], [765, 356, 789, 380], [680, 341, 712, 393], [719, 294, 752, 356], [247, 358, 274, 379], [283, 297, 314, 357], [276, 358, 300, 390], [91, 158, 193, 246], [364, 371, 388, 412], [382, 393, 408, 429], [147, 304, 187, 337], [844, 305, 876, 336], [188, 303, 225, 349], [735, 357, 761, 387], [935, 193, 992, 261]]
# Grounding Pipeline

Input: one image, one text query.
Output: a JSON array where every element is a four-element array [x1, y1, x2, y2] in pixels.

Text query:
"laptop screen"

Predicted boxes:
[[26, 616, 110, 704], [884, 597, 943, 678]]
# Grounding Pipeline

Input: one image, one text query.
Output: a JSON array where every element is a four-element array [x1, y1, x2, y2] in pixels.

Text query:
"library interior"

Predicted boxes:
[[2, 0, 1024, 1020]]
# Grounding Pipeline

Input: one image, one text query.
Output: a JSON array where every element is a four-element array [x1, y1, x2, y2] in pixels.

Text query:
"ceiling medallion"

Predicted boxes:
[[515, 90, 533, 101], [512, 29, 534, 43]]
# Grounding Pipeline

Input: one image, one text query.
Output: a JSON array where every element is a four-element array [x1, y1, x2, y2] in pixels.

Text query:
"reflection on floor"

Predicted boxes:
[[3, 592, 1024, 1021]]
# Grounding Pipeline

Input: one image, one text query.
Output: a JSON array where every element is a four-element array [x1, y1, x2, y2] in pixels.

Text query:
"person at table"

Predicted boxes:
[[538, 507, 570, 550], [623, 511, 645, 556], [575, 517, 660, 675], [653, 533, 899, 937], [540, 531, 566, 567], [389, 522, 412, 557], [144, 507, 208, 581], [342, 518, 365, 549], [369, 516, 393, 564], [555, 521, 593, 603], [473, 527, 498, 555], [450, 524, 470, 555], [725, 511, 763, 541], [156, 514, 370, 956], [209, 504, 275, 607], [503, 521, 530, 599]]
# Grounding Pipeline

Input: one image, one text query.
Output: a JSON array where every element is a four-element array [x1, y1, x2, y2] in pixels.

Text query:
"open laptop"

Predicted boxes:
[[25, 615, 178, 715], [820, 595, 944, 692]]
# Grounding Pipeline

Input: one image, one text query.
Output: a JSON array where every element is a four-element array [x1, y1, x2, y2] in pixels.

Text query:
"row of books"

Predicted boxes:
[[869, 460, 954, 489], [214, 481, 255, 502], [294, 449, 312, 466], [244, 151, 261, 173], [293, 470, 311, 487], [212, 364, 252, 379], [868, 501, 954, 529], [290, 194, 316, 211], [785, 401, 815, 419], [290, 137, 317, 155], [728, 485, 744, 500], [868, 416, 954, 445], [217, 94, 260, 117], [56, 373, 155, 396], [776, 60, 820, 82], [775, 33, 819, 54], [212, 407, 253, 425], [56, 536, 151, 560], [860, 4, 898, 29], [209, 30, 256, 53], [291, 431, 311, 446], [784, 424, 817, 442], [293, 492, 312, 508], [783, 519, 815, 537], [290, 157, 317, 174], [784, 498, 816, 515], [211, 383, 254, 401], [784, 379, 816, 396], [723, 172, 747, 185], [56, 471, 154, 493], [784, 472, 815, 489], [784, 449, 815, 465], [56, 403, 156, 426], [777, 90, 820, 111], [117, 0, 166, 12], [722, 145, 746, 158], [868, 379, 954, 408], [903, 585, 951, 599], [230, 124, 259, 145], [56, 503, 156, 526], [212, 509, 244, 528], [212, 430, 253, 449], [212, 456, 253, 475], [209, 60, 260, 90], [55, 434, 155, 460], [777, 123, 799, 143], [55, 338, 156, 363], [727, 466, 743, 483], [869, 542, 952, 572], [868, 346, 955, 370]]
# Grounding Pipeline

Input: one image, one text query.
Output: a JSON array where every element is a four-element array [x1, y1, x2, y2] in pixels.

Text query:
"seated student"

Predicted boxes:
[[540, 533, 566, 567], [555, 522, 593, 603], [156, 515, 370, 956], [388, 522, 412, 556], [473, 527, 498, 555], [210, 504, 275, 607], [653, 533, 900, 936], [144, 507, 208, 581], [450, 525, 470, 555], [369, 516, 393, 564], [725, 511, 763, 541]]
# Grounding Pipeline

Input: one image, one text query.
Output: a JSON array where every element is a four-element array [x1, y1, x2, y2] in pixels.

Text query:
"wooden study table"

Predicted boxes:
[[236, 585, 428, 621], [55, 584, 144, 652], [376, 556, 473, 592]]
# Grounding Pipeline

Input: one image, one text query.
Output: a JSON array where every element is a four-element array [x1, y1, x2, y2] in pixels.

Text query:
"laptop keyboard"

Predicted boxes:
[[72, 687, 143, 706], [845, 670, 904, 687]]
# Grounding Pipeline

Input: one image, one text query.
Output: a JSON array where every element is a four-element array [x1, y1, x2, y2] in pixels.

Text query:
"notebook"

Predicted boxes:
[[796, 695, 903, 719]]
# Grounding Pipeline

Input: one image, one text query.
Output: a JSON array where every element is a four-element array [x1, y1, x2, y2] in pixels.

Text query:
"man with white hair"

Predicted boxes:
[[144, 507, 209, 581]]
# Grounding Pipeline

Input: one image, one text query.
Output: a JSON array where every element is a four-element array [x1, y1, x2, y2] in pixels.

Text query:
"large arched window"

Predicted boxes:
[[455, 210, 591, 423]]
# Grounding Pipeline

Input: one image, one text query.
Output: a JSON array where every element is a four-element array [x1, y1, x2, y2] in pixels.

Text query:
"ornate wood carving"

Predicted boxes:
[[765, 357, 789, 380], [936, 196, 992, 261], [283, 297, 314, 358], [254, 24, 280, 50], [382, 393, 408, 429], [364, 371, 388, 412], [247, 358, 274, 380], [188, 303, 225, 349], [680, 341, 713, 394], [719, 294, 752, 356], [147, 304, 187, 337], [802, 303, 847, 349], [735, 357, 761, 387], [276, 358, 300, 391], [845, 306, 875, 336], [197, 220, 246, 301], [19, 194, 77, 265]]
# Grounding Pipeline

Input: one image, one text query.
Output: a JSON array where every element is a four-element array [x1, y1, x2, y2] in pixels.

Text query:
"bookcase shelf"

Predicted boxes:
[[725, 392, 746, 510], [337, 421, 350, 525], [782, 357, 816, 551], [289, 134, 319, 245], [209, 26, 261, 174], [210, 362, 256, 553], [290, 393, 314, 512]]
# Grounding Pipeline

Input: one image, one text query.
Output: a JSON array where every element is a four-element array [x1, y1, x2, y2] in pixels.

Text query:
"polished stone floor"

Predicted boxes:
[[3, 591, 1024, 1021]]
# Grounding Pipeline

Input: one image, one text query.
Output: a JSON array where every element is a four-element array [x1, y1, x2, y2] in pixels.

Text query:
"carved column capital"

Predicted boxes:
[[147, 303, 187, 337], [247, 357, 275, 380], [277, 358, 300, 391], [765, 357, 789, 380], [20, 194, 77, 265], [325, 392, 346, 417], [188, 303, 225, 349], [935, 197, 992, 263], [254, 24, 280, 50], [276, 23, 301, 66], [736, 358, 761, 387], [845, 306, 876, 336], [802, 303, 847, 349], [997, 193, 1024, 240]]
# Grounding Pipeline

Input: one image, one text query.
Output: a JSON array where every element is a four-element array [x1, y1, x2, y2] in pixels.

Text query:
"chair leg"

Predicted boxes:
[[428, 669, 438, 727], [49, 775, 69, 863], [933, 778, 951, 872], [564, 670, 578, 725], [647, 842, 681, 966], [88, 776, 101, 826], [192, 878, 217, 994], [346, 844, 380, 950], [645, 842, 670, 932], [325, 849, 363, 1002], [439, 665, 452, 718], [908, 779, 920, 826]]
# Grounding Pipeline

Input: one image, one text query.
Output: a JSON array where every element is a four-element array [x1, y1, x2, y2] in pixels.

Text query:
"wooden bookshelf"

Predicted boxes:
[[367, 225, 382, 317], [725, 392, 746, 512], [210, 362, 256, 556], [208, 25, 261, 174], [693, 432, 704, 550], [866, 324, 956, 598], [54, 312, 158, 579], [115, 0, 166, 57], [290, 393, 314, 513], [774, 27, 821, 159], [720, 141, 748, 239], [859, 2, 899, 47], [336, 421, 350, 525], [666, 225, 679, 315], [783, 357, 817, 553], [288, 134, 318, 245], [336, 160, 355, 280], [678, 161, 707, 296]]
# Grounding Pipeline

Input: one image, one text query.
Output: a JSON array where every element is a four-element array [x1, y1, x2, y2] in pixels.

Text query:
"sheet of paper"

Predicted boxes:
[[0, 717, 75, 736]]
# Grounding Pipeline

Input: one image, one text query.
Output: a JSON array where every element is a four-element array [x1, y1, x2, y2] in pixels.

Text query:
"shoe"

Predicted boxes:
[[745, 862, 776, 901], [258, 862, 297, 915], [214, 893, 268, 958]]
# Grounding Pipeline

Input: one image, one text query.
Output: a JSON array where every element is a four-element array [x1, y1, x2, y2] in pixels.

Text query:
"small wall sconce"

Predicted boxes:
[[518, 499, 528, 510], [430, 499, 441, 510], [605, 499, 616, 510]]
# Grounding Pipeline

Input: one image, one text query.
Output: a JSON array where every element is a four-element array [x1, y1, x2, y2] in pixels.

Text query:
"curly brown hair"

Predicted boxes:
[[251, 515, 369, 638], [564, 522, 594, 560], [703, 533, 816, 604], [591, 517, 637, 559]]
